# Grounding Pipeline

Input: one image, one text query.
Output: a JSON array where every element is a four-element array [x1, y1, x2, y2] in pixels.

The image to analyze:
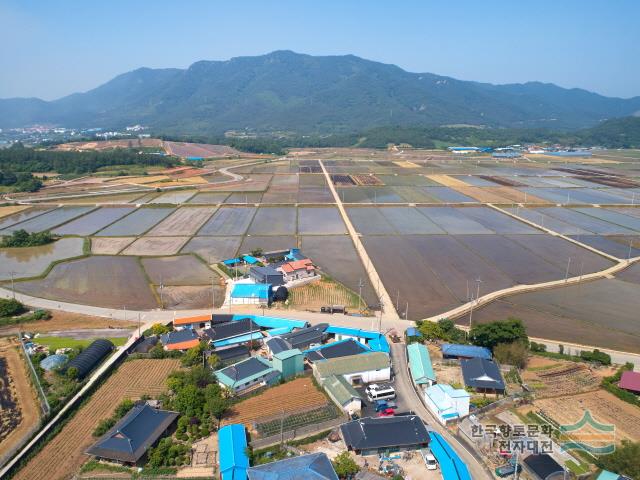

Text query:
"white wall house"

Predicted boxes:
[[424, 383, 470, 425]]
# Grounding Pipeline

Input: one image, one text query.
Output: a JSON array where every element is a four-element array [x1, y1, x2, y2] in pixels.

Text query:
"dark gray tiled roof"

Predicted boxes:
[[161, 329, 198, 346], [461, 358, 505, 390], [219, 356, 271, 382], [266, 337, 292, 355], [202, 318, 259, 342], [523, 454, 564, 480], [280, 324, 328, 349], [340, 416, 430, 451], [306, 339, 369, 362]]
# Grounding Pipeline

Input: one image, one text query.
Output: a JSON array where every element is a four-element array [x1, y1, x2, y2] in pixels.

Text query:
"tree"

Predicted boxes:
[[580, 349, 611, 365], [205, 393, 230, 421], [417, 321, 443, 340], [596, 440, 640, 479], [529, 341, 547, 352], [181, 341, 207, 367], [150, 323, 170, 335], [0, 298, 27, 318], [493, 342, 528, 368], [332, 452, 360, 479], [250, 248, 264, 257], [66, 367, 79, 379], [469, 318, 528, 350]]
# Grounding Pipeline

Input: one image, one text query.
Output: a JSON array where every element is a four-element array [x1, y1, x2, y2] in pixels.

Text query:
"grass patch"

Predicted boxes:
[[565, 459, 590, 475], [34, 336, 127, 350]]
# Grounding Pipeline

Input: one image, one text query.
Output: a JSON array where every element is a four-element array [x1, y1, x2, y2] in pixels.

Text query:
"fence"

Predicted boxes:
[[250, 414, 347, 449], [17, 332, 50, 416]]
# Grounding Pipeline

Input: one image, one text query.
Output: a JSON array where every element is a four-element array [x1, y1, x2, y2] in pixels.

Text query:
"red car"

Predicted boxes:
[[377, 408, 395, 417]]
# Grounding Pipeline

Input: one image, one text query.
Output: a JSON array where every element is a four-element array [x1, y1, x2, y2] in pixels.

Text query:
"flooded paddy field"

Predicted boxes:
[[188, 192, 230, 204], [240, 236, 297, 255], [51, 206, 136, 236], [54, 191, 148, 204], [0, 238, 85, 280], [141, 255, 217, 285], [148, 190, 197, 204], [0, 206, 54, 230], [225, 192, 264, 203], [0, 206, 95, 234], [198, 207, 256, 236], [297, 207, 346, 235], [248, 207, 297, 235], [568, 235, 640, 259], [298, 186, 334, 203], [146, 206, 216, 236], [535, 207, 637, 235], [95, 207, 175, 236], [90, 237, 135, 255], [121, 236, 190, 256], [181, 236, 242, 263], [14, 255, 157, 309], [465, 275, 640, 353]]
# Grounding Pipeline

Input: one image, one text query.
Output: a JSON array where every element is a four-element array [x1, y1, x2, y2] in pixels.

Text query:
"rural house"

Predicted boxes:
[[441, 343, 492, 360], [321, 374, 362, 414], [249, 265, 285, 286], [278, 258, 316, 282], [424, 383, 470, 424], [305, 339, 371, 362], [407, 342, 436, 387], [230, 283, 272, 305], [173, 314, 214, 331], [218, 424, 249, 480], [522, 454, 564, 480], [215, 356, 280, 394], [313, 351, 391, 385], [618, 370, 640, 394], [160, 329, 200, 351], [340, 416, 430, 455], [461, 358, 505, 393], [279, 323, 328, 350]]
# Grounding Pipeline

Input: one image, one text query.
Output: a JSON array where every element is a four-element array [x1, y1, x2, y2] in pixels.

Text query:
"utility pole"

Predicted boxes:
[[10, 271, 16, 299], [137, 313, 141, 338], [396, 289, 400, 311], [211, 277, 216, 312], [123, 305, 126, 322], [280, 408, 285, 445], [357, 278, 363, 313], [405, 301, 409, 320], [159, 273, 164, 309], [564, 257, 572, 283]]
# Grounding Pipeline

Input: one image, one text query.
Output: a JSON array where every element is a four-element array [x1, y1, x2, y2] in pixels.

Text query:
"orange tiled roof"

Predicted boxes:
[[166, 339, 200, 351], [280, 259, 315, 273], [174, 314, 212, 326]]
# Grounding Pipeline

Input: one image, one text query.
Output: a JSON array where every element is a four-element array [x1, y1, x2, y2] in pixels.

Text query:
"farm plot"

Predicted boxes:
[[539, 207, 637, 234], [0, 206, 53, 230], [146, 206, 216, 236], [505, 207, 592, 235], [351, 174, 384, 186], [300, 236, 377, 306], [0, 206, 95, 234], [157, 285, 225, 309], [198, 207, 256, 236], [90, 237, 135, 255], [297, 207, 346, 235], [221, 377, 329, 432], [575, 207, 640, 231], [148, 189, 197, 204], [0, 338, 40, 464], [424, 187, 476, 203], [298, 186, 334, 203], [533, 390, 640, 443], [0, 205, 29, 219], [248, 207, 297, 235], [377, 207, 445, 234], [164, 141, 242, 158], [95, 207, 175, 236], [182, 236, 242, 263], [51, 206, 136, 236], [521, 358, 600, 399], [13, 359, 180, 480], [188, 192, 230, 204], [54, 191, 147, 204], [289, 276, 364, 311], [336, 186, 404, 204], [346, 207, 397, 235], [142, 255, 218, 285], [121, 236, 190, 256], [225, 192, 264, 203], [569, 235, 640, 259], [330, 174, 356, 186], [417, 207, 493, 234], [14, 256, 157, 309], [0, 238, 84, 280]]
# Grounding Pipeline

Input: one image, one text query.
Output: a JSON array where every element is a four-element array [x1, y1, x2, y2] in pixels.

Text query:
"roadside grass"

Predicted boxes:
[[34, 336, 127, 350], [565, 459, 590, 475]]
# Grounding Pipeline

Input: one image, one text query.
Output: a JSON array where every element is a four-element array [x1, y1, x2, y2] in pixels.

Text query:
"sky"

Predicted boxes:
[[1, 0, 639, 100]]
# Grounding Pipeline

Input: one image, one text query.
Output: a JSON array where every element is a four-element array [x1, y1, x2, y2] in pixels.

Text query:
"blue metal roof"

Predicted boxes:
[[441, 343, 491, 360], [325, 326, 389, 353], [237, 314, 307, 330], [231, 283, 271, 299], [247, 452, 338, 479], [213, 332, 263, 348], [428, 431, 471, 480], [223, 258, 242, 266], [243, 255, 259, 264], [219, 424, 249, 480], [406, 327, 420, 337]]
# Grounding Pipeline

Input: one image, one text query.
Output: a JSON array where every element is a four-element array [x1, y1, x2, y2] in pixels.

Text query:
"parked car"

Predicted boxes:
[[424, 452, 438, 470], [374, 399, 398, 412], [377, 408, 395, 417], [495, 463, 522, 477]]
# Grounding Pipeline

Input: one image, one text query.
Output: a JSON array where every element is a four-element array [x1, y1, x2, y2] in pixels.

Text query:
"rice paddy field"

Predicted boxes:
[[3, 151, 640, 352]]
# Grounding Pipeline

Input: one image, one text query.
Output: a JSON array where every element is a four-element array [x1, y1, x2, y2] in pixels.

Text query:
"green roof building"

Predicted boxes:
[[321, 374, 362, 413], [313, 351, 390, 385], [272, 348, 304, 379], [407, 343, 436, 386]]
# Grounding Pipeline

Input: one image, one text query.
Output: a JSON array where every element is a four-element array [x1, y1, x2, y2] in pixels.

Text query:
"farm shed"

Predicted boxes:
[[428, 431, 471, 480], [173, 314, 213, 330], [247, 452, 338, 480], [245, 314, 307, 330], [313, 351, 391, 385], [230, 283, 272, 305], [461, 358, 505, 393], [132, 335, 158, 354], [160, 329, 200, 351], [242, 255, 260, 265], [340, 416, 430, 455], [522, 454, 564, 480], [285, 248, 307, 261], [618, 371, 640, 393], [279, 323, 328, 350], [66, 339, 114, 379], [597, 470, 633, 480], [212, 332, 263, 349], [219, 424, 249, 480], [424, 383, 470, 425], [321, 374, 362, 414], [249, 265, 285, 286], [441, 344, 491, 360], [86, 403, 179, 464], [271, 349, 304, 379], [305, 339, 371, 362], [325, 326, 390, 353], [407, 343, 436, 386], [39, 354, 68, 371], [202, 318, 260, 343], [215, 356, 280, 393]]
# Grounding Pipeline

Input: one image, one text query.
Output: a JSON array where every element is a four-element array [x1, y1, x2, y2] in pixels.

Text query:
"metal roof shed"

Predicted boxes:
[[522, 454, 564, 480], [618, 371, 640, 393], [248, 452, 338, 480], [441, 344, 491, 360], [67, 339, 114, 379], [428, 431, 471, 480], [219, 424, 249, 480], [407, 343, 436, 385]]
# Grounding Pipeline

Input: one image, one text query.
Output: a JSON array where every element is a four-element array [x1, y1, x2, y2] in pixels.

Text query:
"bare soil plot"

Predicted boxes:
[[142, 255, 217, 285], [522, 359, 600, 398], [122, 236, 190, 256], [51, 206, 136, 236], [164, 141, 243, 158], [198, 207, 256, 236], [157, 285, 225, 309], [54, 192, 148, 204], [533, 389, 640, 443], [54, 138, 163, 151], [351, 174, 384, 186], [148, 190, 197, 204], [181, 236, 242, 263], [95, 207, 175, 236], [13, 359, 180, 480], [0, 206, 95, 234], [288, 277, 361, 311], [0, 310, 137, 336], [297, 207, 346, 235], [0, 205, 29, 219], [248, 207, 297, 235], [0, 238, 85, 280], [15, 256, 157, 309], [0, 337, 41, 463], [222, 377, 328, 432], [427, 174, 470, 188], [0, 207, 54, 230], [146, 207, 216, 236], [90, 236, 135, 255], [240, 236, 297, 255]]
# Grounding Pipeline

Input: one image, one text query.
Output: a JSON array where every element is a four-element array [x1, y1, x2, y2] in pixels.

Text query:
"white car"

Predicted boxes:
[[424, 452, 438, 470]]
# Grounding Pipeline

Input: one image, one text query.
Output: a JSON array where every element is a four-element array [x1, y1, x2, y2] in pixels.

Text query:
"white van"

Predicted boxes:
[[366, 384, 396, 402]]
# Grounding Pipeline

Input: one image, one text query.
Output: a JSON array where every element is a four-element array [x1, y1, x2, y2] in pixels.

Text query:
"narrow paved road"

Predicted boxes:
[[389, 343, 492, 479]]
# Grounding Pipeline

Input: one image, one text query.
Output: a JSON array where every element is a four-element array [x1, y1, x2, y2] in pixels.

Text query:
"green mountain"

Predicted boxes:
[[1, 51, 639, 134]]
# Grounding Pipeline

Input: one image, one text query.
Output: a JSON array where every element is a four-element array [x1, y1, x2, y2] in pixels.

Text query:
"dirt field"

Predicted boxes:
[[163, 141, 244, 158], [0, 310, 138, 336], [0, 205, 30, 219], [288, 277, 361, 312], [532, 389, 640, 443], [427, 174, 470, 188], [221, 377, 328, 432], [0, 337, 41, 462], [522, 356, 601, 399], [146, 207, 216, 236], [14, 358, 180, 480], [90, 236, 135, 254], [54, 138, 163, 151], [121, 236, 190, 256]]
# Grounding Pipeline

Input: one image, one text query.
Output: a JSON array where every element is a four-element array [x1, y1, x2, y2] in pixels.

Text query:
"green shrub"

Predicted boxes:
[[1, 229, 54, 248], [0, 298, 27, 317]]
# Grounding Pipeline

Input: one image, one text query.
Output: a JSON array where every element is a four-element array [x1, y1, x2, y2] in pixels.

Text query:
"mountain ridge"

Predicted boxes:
[[1, 50, 639, 133]]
